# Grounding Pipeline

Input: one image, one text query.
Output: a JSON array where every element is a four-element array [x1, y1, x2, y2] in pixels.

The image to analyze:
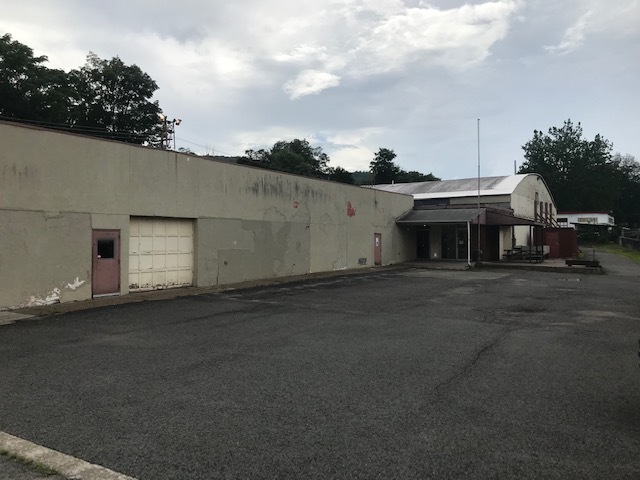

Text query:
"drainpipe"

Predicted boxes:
[[467, 221, 472, 267]]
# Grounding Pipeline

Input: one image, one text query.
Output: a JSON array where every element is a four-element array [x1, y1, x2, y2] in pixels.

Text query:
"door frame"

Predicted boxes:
[[92, 229, 121, 297], [374, 233, 382, 266]]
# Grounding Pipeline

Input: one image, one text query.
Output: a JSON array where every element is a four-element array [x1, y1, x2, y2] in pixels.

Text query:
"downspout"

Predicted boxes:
[[467, 221, 472, 267]]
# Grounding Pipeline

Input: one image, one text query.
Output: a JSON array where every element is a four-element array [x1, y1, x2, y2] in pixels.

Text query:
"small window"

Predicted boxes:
[[97, 239, 115, 259]]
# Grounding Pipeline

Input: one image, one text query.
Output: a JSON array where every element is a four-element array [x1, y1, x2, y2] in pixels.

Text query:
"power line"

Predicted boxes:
[[1, 115, 241, 156], [175, 137, 237, 157], [0, 115, 154, 141]]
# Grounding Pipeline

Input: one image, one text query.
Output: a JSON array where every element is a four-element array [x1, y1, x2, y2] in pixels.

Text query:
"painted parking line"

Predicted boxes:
[[0, 432, 135, 480]]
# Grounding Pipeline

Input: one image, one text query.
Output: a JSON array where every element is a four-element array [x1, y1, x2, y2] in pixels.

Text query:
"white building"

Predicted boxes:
[[556, 212, 614, 229]]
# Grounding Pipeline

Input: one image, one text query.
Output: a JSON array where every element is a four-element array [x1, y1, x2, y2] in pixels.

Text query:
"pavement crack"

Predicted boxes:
[[434, 327, 513, 394]]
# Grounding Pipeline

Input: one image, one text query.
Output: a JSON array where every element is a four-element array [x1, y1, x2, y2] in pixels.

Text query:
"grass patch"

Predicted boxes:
[[0, 449, 59, 476], [595, 243, 640, 263]]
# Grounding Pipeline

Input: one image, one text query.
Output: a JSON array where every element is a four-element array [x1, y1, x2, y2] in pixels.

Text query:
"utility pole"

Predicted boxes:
[[157, 114, 181, 150]]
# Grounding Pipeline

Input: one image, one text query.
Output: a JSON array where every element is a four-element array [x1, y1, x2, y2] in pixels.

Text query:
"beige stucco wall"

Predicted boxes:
[[511, 174, 557, 222], [511, 174, 557, 246], [0, 122, 414, 309]]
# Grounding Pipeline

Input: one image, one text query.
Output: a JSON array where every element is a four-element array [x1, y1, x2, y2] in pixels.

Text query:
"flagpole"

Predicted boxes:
[[477, 118, 481, 261]]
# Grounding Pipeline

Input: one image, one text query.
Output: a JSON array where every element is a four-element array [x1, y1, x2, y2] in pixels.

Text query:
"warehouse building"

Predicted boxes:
[[0, 121, 414, 310]]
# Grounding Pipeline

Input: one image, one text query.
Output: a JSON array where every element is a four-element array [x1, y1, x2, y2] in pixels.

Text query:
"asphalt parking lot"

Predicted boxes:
[[1, 253, 640, 479]]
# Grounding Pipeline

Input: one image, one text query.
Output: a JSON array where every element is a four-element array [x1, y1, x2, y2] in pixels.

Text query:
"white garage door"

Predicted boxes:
[[129, 217, 194, 291]]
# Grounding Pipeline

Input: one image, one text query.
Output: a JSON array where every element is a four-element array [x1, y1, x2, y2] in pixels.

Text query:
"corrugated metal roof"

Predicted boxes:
[[396, 208, 485, 225], [372, 175, 529, 199]]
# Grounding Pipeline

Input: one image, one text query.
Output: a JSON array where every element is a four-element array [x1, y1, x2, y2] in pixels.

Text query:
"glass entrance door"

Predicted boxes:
[[441, 225, 469, 260], [417, 228, 430, 259], [456, 226, 468, 260]]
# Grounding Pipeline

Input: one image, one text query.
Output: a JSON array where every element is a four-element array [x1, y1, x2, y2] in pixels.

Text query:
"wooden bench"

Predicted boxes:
[[565, 259, 601, 267]]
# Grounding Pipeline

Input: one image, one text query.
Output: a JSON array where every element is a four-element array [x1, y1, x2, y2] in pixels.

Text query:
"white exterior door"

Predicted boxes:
[[129, 217, 194, 291]]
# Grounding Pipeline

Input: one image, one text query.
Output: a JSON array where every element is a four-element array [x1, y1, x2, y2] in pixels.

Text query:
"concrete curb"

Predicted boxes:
[[8, 260, 605, 321], [474, 262, 605, 274], [13, 264, 409, 318], [0, 432, 135, 480]]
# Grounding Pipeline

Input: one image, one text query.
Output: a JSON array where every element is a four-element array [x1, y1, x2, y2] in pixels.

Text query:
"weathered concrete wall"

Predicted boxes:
[[0, 122, 414, 309], [0, 210, 92, 308]]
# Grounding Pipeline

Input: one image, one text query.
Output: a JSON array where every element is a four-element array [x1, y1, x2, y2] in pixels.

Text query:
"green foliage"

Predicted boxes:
[[597, 243, 640, 263], [329, 166, 354, 184], [351, 171, 373, 185], [0, 33, 72, 124], [611, 154, 640, 227], [519, 120, 640, 227], [370, 148, 401, 184], [68, 53, 162, 144], [0, 34, 163, 145], [243, 139, 330, 179], [397, 170, 440, 182], [370, 147, 440, 184]]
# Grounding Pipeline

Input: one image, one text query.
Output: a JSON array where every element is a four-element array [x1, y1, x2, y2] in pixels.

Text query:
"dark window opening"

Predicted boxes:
[[97, 239, 115, 259]]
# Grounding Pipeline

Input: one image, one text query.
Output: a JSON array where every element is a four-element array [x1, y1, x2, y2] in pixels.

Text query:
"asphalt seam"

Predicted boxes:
[[0, 432, 136, 480]]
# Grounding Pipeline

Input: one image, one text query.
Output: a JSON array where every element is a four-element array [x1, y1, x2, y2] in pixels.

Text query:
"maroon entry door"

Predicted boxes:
[[92, 230, 120, 296], [374, 233, 382, 266]]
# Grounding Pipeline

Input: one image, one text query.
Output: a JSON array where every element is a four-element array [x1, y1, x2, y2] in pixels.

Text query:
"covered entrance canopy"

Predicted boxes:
[[396, 206, 544, 264], [396, 207, 485, 225]]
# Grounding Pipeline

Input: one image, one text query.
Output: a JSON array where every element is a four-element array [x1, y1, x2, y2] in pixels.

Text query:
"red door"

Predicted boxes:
[[92, 230, 120, 296], [545, 230, 561, 258], [374, 233, 382, 266]]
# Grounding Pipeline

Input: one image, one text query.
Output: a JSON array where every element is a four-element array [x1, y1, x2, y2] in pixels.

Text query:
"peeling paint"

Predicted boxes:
[[65, 277, 85, 291], [25, 288, 61, 307]]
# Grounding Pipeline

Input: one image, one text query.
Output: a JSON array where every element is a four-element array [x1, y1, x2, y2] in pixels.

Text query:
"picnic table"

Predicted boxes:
[[503, 246, 545, 263]]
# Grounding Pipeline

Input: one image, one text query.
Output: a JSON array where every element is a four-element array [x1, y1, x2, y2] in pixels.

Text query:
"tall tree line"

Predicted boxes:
[[242, 141, 440, 185], [519, 119, 640, 227], [0, 33, 162, 145]]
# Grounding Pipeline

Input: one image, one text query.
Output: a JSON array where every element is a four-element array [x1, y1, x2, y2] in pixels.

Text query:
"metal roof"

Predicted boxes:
[[396, 208, 485, 225], [371, 175, 529, 199]]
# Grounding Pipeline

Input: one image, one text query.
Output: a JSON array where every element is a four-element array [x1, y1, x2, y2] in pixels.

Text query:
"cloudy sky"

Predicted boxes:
[[3, 0, 639, 179]]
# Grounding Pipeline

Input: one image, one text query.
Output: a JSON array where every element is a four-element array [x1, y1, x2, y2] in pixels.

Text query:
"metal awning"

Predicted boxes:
[[485, 210, 542, 226], [397, 206, 543, 227], [396, 208, 485, 225]]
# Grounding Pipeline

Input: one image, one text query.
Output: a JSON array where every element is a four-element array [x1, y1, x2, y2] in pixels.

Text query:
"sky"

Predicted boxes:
[[2, 0, 639, 179]]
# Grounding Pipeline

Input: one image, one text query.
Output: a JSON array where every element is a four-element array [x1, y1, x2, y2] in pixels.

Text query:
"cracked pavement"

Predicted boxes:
[[1, 253, 640, 479]]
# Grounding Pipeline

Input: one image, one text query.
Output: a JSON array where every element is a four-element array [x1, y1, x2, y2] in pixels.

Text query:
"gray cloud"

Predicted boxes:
[[1, 0, 639, 177]]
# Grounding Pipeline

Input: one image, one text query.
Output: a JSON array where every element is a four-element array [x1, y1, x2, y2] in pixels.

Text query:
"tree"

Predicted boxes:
[[397, 171, 440, 183], [68, 53, 162, 144], [611, 154, 640, 227], [242, 139, 331, 178], [369, 148, 439, 184], [0, 33, 71, 124], [370, 148, 400, 184], [519, 120, 618, 212], [329, 166, 354, 184]]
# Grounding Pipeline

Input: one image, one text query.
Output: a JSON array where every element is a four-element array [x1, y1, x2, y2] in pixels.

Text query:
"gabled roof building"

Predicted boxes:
[[371, 174, 558, 263]]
